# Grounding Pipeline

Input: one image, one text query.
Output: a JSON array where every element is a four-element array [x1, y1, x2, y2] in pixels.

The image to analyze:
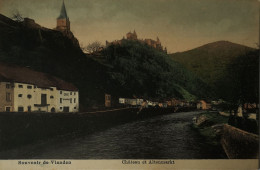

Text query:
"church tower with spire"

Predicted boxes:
[[56, 0, 70, 32]]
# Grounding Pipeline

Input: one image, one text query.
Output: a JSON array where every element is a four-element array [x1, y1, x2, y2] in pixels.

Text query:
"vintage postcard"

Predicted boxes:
[[0, 0, 259, 169]]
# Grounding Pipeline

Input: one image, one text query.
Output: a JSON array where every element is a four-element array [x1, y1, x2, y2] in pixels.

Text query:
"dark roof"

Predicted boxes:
[[0, 62, 78, 91], [57, 1, 68, 19]]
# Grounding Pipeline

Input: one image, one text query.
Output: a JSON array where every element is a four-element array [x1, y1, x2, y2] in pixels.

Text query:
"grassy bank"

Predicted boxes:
[[193, 111, 229, 146]]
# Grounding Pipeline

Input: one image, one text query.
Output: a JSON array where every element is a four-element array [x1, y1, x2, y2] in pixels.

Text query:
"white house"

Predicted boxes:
[[0, 62, 79, 113], [119, 98, 125, 104], [119, 98, 143, 106]]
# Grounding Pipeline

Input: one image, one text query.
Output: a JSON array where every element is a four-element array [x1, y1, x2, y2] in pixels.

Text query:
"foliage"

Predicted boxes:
[[198, 111, 229, 125], [194, 112, 229, 146], [84, 41, 104, 54], [228, 116, 258, 134], [170, 41, 255, 97], [12, 10, 24, 22], [103, 40, 210, 100], [171, 41, 258, 116], [215, 50, 259, 114]]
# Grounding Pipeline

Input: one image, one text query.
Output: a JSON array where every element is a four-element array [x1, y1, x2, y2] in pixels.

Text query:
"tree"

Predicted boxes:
[[79, 42, 86, 52], [103, 39, 208, 99], [12, 10, 24, 22], [216, 50, 259, 118], [84, 41, 104, 54]]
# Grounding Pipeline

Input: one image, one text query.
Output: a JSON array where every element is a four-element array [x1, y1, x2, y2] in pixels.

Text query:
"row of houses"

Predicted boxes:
[[0, 62, 79, 113], [118, 98, 168, 108], [116, 97, 257, 113], [0, 62, 211, 113], [117, 97, 216, 110]]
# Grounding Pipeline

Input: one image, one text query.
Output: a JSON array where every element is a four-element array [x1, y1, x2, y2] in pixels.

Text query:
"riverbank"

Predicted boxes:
[[193, 111, 259, 159], [192, 111, 229, 146], [221, 124, 259, 158]]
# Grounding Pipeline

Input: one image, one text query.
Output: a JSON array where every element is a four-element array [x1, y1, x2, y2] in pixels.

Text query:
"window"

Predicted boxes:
[[27, 85, 32, 89], [18, 94, 23, 97], [60, 98, 62, 104], [27, 94, 32, 99], [60, 91, 62, 94], [74, 107, 76, 109], [18, 85, 23, 88], [70, 98, 72, 103], [50, 88, 53, 91], [6, 93, 11, 101], [18, 107, 24, 112], [74, 92, 76, 95], [50, 95, 54, 99], [41, 94, 47, 105], [28, 106, 31, 112], [60, 107, 62, 110], [74, 98, 76, 103], [6, 84, 10, 89], [5, 107, 11, 112], [70, 92, 72, 95]]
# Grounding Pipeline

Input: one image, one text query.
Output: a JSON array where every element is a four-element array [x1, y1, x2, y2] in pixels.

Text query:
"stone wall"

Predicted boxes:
[[221, 124, 259, 159], [23, 18, 41, 29]]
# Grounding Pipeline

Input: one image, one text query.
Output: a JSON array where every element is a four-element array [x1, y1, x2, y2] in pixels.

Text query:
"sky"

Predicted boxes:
[[0, 0, 258, 53]]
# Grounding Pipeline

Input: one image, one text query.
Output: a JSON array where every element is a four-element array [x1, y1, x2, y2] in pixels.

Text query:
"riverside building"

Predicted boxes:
[[0, 62, 79, 113]]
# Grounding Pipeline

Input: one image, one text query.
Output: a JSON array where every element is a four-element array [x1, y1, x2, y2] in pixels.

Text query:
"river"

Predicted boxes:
[[0, 111, 227, 159]]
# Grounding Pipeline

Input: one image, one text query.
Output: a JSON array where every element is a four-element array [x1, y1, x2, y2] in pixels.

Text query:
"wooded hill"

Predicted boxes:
[[170, 41, 259, 105], [102, 40, 210, 101], [0, 14, 211, 109], [170, 41, 255, 88]]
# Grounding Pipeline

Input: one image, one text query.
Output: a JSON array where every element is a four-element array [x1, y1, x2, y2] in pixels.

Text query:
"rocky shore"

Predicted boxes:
[[193, 111, 259, 158]]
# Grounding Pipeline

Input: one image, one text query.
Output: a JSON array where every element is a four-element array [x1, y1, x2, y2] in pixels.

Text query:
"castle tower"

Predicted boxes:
[[133, 30, 137, 39], [126, 30, 137, 40], [156, 37, 160, 44], [164, 47, 167, 54], [56, 0, 70, 32], [126, 31, 132, 39]]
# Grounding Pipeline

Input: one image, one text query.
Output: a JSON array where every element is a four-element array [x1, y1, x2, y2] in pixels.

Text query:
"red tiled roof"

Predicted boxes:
[[0, 62, 78, 91]]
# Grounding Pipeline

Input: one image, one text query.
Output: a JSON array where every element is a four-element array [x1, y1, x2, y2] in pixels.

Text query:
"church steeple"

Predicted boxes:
[[56, 0, 70, 32], [58, 0, 68, 19]]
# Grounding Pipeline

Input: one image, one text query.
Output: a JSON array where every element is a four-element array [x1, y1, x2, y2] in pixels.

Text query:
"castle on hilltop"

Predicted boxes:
[[106, 30, 167, 53]]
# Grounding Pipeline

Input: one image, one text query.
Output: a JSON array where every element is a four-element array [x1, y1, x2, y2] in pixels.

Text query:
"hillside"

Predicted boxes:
[[0, 13, 210, 109], [0, 14, 110, 108], [170, 41, 255, 87], [102, 40, 211, 100]]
